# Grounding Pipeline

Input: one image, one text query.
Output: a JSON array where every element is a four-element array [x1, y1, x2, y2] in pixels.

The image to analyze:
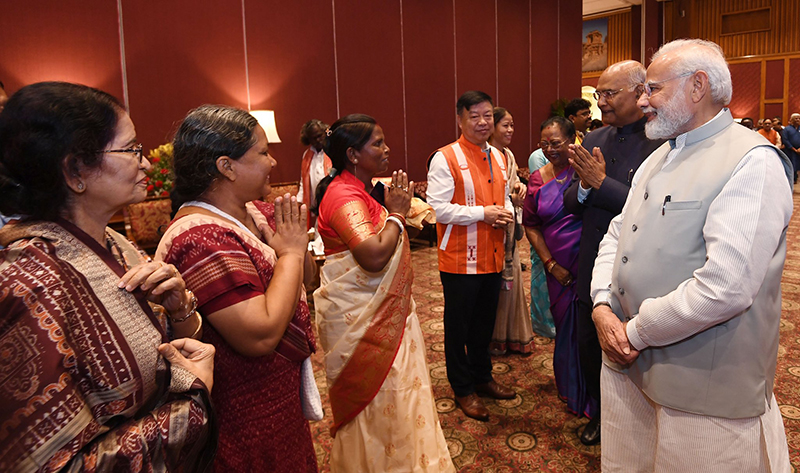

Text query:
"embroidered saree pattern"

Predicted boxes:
[[0, 220, 215, 472]]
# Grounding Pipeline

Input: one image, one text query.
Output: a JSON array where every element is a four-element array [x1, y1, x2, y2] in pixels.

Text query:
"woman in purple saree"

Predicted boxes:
[[522, 116, 595, 419]]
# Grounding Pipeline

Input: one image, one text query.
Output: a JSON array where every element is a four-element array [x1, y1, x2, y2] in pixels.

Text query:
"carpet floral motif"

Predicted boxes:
[[310, 193, 800, 470]]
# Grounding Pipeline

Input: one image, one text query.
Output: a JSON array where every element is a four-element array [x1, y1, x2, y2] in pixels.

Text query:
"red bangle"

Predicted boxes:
[[388, 212, 406, 225], [544, 258, 557, 273]]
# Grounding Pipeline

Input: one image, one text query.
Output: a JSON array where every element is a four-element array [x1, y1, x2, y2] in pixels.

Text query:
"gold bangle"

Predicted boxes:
[[189, 312, 203, 339], [170, 289, 197, 323]]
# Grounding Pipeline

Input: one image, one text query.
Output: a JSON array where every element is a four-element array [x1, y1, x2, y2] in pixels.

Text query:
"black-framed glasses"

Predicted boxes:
[[100, 143, 144, 164], [539, 139, 567, 150], [641, 71, 695, 98]]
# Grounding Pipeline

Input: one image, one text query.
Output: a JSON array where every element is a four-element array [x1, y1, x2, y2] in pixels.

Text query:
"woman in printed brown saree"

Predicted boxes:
[[0, 82, 216, 472], [157, 105, 318, 472], [314, 114, 453, 472]]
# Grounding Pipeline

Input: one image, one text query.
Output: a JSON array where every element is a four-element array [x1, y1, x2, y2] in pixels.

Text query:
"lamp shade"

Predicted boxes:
[[250, 110, 281, 143]]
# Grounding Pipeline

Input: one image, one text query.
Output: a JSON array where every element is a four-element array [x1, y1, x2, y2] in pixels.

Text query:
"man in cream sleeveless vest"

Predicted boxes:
[[590, 39, 792, 472]]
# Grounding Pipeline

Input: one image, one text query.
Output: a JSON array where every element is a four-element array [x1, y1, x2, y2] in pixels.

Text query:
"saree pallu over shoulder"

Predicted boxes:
[[314, 231, 413, 437], [320, 200, 377, 255], [0, 220, 215, 473], [156, 205, 314, 361]]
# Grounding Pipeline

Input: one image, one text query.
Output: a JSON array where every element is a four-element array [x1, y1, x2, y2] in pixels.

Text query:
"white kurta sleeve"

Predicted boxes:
[[427, 151, 485, 225]]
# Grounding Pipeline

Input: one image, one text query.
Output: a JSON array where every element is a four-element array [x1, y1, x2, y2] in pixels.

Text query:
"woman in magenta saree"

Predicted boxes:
[[523, 117, 595, 418]]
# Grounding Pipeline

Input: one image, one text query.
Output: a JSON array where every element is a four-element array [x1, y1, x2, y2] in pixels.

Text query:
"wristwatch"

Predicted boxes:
[[592, 300, 612, 310]]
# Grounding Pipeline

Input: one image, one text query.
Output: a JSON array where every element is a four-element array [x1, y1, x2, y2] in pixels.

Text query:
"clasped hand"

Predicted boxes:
[[118, 260, 188, 316], [592, 305, 640, 365], [384, 170, 414, 216], [568, 144, 606, 190], [484, 205, 514, 228], [259, 194, 309, 259]]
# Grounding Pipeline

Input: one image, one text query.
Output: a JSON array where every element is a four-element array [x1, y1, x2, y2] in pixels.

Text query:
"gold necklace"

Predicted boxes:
[[553, 168, 569, 184]]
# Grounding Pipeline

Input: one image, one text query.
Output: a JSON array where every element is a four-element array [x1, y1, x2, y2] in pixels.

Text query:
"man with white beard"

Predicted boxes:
[[590, 38, 792, 472]]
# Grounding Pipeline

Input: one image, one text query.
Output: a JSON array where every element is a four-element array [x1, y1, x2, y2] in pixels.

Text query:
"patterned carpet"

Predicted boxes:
[[309, 192, 800, 472]]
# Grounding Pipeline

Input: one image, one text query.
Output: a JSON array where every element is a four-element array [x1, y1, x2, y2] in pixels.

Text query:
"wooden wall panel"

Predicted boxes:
[[606, 11, 632, 67], [668, 0, 800, 58]]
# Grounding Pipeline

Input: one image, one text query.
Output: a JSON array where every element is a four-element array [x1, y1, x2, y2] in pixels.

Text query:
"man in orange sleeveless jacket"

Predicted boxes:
[[427, 91, 517, 421]]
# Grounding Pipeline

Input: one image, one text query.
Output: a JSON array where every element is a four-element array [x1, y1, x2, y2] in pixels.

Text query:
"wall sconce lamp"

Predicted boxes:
[[250, 110, 281, 143]]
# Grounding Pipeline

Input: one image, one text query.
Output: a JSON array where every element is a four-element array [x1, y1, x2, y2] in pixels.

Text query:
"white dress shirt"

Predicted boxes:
[[591, 110, 793, 350], [297, 148, 327, 205], [427, 146, 514, 225]]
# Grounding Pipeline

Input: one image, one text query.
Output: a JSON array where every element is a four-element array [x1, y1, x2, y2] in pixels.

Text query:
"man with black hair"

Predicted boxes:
[[427, 90, 516, 421], [564, 98, 592, 143]]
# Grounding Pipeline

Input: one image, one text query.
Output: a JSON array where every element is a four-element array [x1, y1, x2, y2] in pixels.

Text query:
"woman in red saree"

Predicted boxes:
[[156, 105, 318, 472], [314, 114, 453, 472], [0, 82, 216, 472]]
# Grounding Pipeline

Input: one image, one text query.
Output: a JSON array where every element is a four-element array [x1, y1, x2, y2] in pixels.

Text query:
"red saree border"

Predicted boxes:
[[328, 236, 413, 437]]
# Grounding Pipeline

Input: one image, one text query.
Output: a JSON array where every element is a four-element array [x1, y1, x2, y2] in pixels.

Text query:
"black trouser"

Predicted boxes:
[[577, 299, 601, 405], [440, 271, 502, 397]]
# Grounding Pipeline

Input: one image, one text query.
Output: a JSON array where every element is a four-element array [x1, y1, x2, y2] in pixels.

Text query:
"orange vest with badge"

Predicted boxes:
[[435, 135, 507, 274]]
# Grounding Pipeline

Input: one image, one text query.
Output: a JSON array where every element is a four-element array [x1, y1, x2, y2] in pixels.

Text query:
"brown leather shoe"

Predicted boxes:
[[475, 381, 516, 399], [454, 393, 489, 421]]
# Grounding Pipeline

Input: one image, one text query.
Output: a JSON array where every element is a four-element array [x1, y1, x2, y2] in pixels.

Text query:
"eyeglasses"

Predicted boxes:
[[640, 72, 695, 98], [539, 139, 567, 150], [593, 88, 625, 102], [100, 143, 144, 164]]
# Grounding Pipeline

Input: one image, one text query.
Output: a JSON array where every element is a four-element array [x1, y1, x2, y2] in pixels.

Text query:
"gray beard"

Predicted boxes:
[[644, 90, 692, 140]]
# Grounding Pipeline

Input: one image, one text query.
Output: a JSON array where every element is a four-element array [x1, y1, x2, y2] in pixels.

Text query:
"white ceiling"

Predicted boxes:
[[584, 0, 643, 17]]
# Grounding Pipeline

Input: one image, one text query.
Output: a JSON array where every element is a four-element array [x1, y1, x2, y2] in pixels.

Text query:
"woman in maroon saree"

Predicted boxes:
[[0, 82, 216, 472], [157, 105, 317, 472], [523, 116, 595, 419]]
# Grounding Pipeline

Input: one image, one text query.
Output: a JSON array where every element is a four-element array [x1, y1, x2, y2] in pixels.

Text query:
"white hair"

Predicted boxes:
[[625, 62, 646, 89], [651, 39, 732, 105]]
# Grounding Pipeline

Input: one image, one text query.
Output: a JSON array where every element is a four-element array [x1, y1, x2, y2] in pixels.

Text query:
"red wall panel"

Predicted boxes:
[[729, 62, 760, 120], [0, 0, 584, 185], [122, 0, 247, 149], [791, 59, 800, 117], [0, 0, 123, 100], [403, 0, 459, 181], [765, 60, 784, 100], [454, 0, 497, 99], [764, 103, 784, 121], [528, 0, 582, 147], [245, 0, 339, 183], [498, 0, 533, 162], [334, 1, 405, 177]]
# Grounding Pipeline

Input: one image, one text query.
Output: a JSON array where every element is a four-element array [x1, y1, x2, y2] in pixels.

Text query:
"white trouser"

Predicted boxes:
[[600, 363, 791, 473]]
